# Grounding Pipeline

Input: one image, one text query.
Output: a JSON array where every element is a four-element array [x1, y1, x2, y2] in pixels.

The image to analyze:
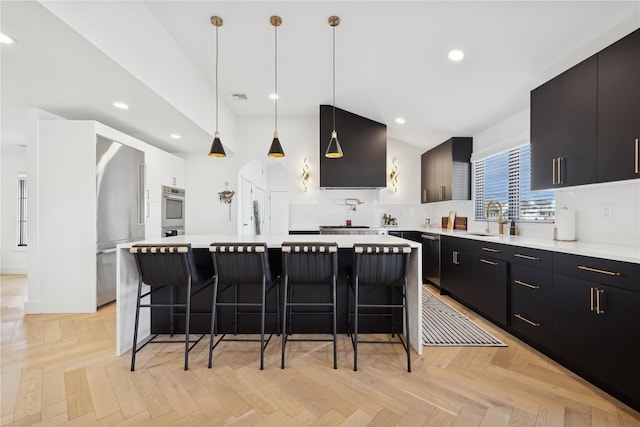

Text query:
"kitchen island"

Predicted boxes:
[[115, 234, 422, 356]]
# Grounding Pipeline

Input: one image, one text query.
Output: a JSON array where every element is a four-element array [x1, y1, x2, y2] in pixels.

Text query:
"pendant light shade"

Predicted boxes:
[[208, 16, 226, 158], [325, 16, 344, 159], [267, 16, 285, 158], [209, 132, 225, 157]]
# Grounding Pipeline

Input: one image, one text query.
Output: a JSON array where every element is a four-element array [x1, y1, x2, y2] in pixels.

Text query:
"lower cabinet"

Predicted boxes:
[[473, 255, 508, 326], [553, 253, 640, 410], [510, 264, 553, 349], [441, 237, 508, 326]]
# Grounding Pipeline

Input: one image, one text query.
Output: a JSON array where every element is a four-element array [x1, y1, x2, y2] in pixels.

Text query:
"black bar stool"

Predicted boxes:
[[129, 244, 214, 371], [208, 243, 280, 370], [281, 242, 339, 369], [348, 243, 412, 372]]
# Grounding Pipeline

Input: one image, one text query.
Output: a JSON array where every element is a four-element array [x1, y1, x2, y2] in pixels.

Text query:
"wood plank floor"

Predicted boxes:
[[2, 274, 639, 426]]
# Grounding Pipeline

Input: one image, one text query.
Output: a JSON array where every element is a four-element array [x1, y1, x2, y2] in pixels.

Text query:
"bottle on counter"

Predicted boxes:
[[383, 213, 388, 225], [509, 220, 516, 236]]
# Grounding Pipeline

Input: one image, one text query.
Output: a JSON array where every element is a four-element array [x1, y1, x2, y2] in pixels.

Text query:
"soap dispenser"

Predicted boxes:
[[509, 220, 516, 236]]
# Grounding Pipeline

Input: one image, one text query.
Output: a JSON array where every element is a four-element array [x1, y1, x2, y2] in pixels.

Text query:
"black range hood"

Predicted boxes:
[[319, 105, 387, 189]]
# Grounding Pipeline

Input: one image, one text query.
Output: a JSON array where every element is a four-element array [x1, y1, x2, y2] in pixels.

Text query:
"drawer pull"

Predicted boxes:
[[514, 280, 540, 290], [480, 259, 499, 266], [482, 247, 500, 253], [578, 265, 621, 276], [515, 314, 540, 327], [514, 253, 540, 261]]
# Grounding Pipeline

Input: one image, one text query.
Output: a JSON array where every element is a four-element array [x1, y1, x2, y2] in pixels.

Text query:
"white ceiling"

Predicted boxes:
[[2, 1, 639, 154]]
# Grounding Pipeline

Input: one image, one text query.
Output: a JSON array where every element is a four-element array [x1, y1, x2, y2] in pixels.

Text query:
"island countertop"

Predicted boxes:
[[116, 234, 423, 357]]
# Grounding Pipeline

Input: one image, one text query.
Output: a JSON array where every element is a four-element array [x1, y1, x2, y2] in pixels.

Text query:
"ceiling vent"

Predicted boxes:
[[231, 93, 248, 101]]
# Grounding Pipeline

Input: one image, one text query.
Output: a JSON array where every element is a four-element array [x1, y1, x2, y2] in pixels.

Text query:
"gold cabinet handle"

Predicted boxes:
[[482, 247, 500, 253], [422, 189, 427, 202], [558, 157, 562, 184], [552, 158, 556, 184], [578, 265, 621, 276], [453, 251, 460, 265], [590, 287, 595, 312], [514, 279, 540, 289], [515, 314, 540, 327], [635, 138, 639, 174], [480, 259, 498, 266], [596, 288, 605, 315], [514, 253, 540, 261]]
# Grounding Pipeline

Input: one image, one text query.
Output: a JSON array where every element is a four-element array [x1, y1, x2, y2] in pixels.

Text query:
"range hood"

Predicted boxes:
[[319, 105, 387, 189]]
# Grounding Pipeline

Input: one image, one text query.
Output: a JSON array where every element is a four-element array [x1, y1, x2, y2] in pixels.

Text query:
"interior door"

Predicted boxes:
[[241, 177, 253, 236], [269, 191, 289, 234]]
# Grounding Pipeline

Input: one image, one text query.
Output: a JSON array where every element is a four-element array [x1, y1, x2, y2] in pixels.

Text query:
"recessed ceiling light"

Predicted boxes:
[[113, 101, 129, 110], [395, 117, 406, 125], [448, 49, 464, 62], [0, 33, 16, 45], [269, 93, 278, 100], [170, 134, 181, 139]]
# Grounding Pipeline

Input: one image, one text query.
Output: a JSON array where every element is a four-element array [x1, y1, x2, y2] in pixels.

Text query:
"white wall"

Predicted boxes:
[[1, 146, 28, 274], [184, 115, 425, 232]]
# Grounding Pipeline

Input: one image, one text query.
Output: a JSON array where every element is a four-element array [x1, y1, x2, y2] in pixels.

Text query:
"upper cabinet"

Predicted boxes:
[[596, 29, 640, 182], [531, 28, 640, 190], [319, 105, 387, 189], [421, 137, 472, 203]]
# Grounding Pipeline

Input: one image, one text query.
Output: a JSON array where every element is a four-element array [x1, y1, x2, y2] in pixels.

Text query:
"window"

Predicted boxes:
[[474, 144, 555, 221], [17, 175, 27, 246]]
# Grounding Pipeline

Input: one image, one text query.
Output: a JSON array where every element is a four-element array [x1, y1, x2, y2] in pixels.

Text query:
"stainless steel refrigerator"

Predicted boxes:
[[96, 136, 145, 307]]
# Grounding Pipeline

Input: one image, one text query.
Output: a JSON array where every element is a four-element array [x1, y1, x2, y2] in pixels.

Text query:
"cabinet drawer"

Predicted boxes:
[[510, 301, 552, 348], [554, 252, 640, 292], [475, 241, 512, 261], [511, 264, 553, 306], [510, 247, 553, 271]]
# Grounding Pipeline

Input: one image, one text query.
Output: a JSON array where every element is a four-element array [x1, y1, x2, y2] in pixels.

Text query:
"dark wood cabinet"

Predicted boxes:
[[509, 246, 554, 349], [473, 255, 508, 326], [531, 28, 640, 190], [530, 56, 597, 190], [440, 236, 474, 303], [420, 137, 472, 203], [597, 28, 640, 182], [441, 237, 509, 325], [553, 253, 640, 410]]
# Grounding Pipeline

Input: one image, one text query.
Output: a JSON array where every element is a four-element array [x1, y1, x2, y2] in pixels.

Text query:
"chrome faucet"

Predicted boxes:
[[485, 200, 506, 234]]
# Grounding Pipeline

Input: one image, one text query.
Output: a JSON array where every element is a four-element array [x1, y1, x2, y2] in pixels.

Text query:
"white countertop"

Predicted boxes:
[[118, 234, 422, 250], [415, 227, 640, 264]]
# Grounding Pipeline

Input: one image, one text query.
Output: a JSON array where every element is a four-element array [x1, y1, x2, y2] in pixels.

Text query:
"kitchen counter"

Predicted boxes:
[[412, 227, 640, 264], [115, 234, 422, 356]]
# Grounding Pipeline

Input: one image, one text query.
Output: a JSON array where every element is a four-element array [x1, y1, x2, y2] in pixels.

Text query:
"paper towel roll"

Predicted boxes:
[[554, 208, 576, 241]]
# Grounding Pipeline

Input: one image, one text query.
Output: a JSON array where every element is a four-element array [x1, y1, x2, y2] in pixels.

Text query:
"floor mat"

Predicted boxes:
[[422, 287, 507, 346]]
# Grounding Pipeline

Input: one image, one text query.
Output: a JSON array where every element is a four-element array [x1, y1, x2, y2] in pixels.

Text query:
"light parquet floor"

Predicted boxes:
[[2, 274, 639, 426]]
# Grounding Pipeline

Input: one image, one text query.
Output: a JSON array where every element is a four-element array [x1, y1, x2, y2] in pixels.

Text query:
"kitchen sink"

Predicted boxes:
[[466, 232, 500, 238]]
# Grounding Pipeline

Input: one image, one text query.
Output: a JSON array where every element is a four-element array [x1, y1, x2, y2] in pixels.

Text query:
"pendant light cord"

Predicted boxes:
[[275, 23, 278, 133], [332, 24, 336, 132], [215, 24, 219, 134]]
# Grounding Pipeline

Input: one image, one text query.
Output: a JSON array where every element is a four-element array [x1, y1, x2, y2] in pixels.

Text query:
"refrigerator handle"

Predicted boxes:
[[138, 164, 146, 226]]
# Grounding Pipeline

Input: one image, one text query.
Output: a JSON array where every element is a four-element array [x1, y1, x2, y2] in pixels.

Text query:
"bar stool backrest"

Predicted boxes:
[[130, 244, 193, 287], [209, 243, 270, 284], [281, 242, 338, 284], [353, 244, 411, 287]]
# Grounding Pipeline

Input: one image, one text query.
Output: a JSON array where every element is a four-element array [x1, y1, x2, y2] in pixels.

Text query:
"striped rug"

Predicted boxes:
[[422, 286, 507, 346]]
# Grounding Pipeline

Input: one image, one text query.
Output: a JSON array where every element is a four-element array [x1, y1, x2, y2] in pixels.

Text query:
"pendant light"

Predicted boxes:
[[208, 16, 226, 157], [325, 15, 343, 159], [267, 16, 285, 158]]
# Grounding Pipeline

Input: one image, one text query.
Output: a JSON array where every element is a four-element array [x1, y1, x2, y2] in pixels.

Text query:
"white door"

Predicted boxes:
[[254, 187, 266, 235], [269, 191, 289, 235], [241, 178, 253, 236]]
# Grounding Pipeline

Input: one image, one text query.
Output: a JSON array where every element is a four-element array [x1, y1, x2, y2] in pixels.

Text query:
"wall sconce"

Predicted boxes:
[[390, 157, 399, 192], [301, 157, 310, 192]]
